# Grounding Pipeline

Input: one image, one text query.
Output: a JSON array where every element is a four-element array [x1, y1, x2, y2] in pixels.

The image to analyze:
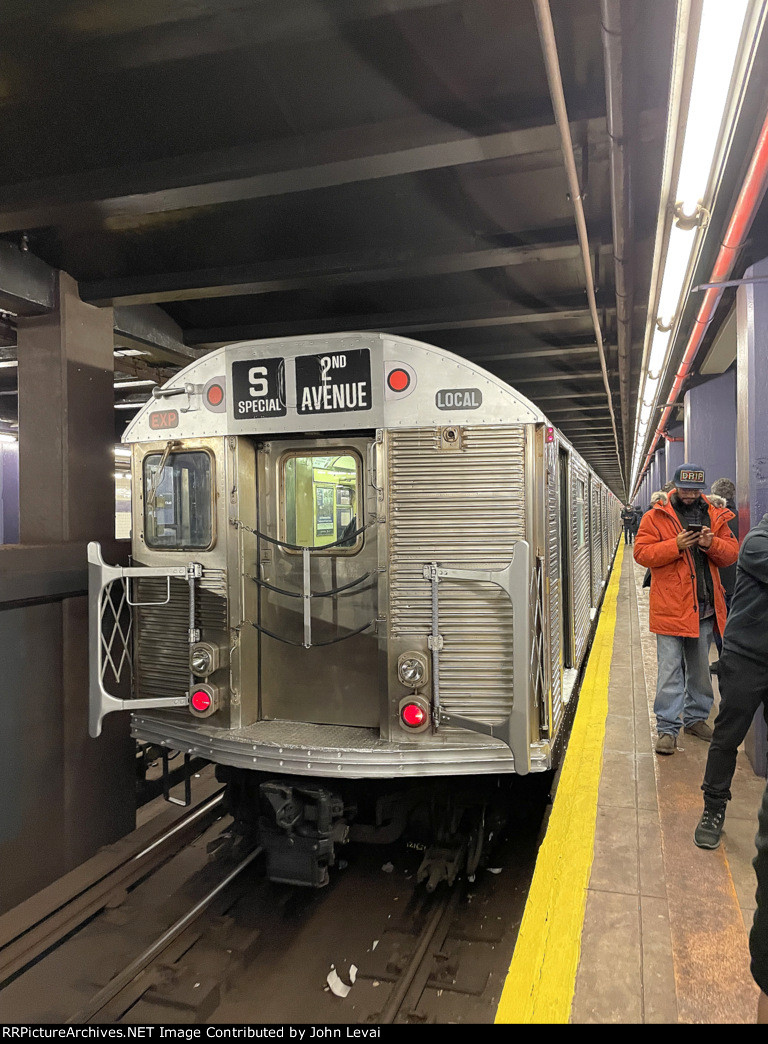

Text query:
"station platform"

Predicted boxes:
[[495, 542, 766, 1025]]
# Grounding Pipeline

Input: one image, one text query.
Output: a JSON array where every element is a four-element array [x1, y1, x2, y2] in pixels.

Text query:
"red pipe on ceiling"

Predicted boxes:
[[635, 106, 768, 493]]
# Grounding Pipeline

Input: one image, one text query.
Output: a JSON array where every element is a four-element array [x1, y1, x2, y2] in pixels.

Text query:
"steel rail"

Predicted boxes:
[[377, 885, 461, 1023], [0, 790, 226, 986], [66, 845, 263, 1025], [533, 0, 626, 497]]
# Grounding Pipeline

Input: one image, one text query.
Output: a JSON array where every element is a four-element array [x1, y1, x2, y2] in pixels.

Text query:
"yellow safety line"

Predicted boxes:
[[495, 541, 624, 1024]]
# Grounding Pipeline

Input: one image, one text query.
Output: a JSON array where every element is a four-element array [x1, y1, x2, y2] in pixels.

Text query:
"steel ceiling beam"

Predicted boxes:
[[184, 300, 609, 346], [462, 341, 603, 365], [0, 242, 198, 366], [79, 234, 597, 306], [106, 0, 475, 68], [542, 403, 614, 414], [113, 306, 200, 366], [497, 370, 609, 385], [0, 240, 57, 317], [0, 114, 610, 234], [531, 390, 613, 401]]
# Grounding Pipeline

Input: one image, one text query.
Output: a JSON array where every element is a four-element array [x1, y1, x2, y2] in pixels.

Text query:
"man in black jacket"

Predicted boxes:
[[621, 504, 636, 544], [694, 513, 768, 850], [752, 779, 768, 1021], [710, 478, 739, 602]]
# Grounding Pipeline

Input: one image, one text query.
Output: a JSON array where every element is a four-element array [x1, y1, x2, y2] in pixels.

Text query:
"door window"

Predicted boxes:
[[283, 452, 361, 551]]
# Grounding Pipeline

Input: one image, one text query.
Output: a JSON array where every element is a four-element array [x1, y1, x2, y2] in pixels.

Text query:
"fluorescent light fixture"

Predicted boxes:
[[114, 447, 131, 458], [114, 349, 150, 357], [643, 375, 660, 405], [114, 402, 144, 410], [675, 0, 750, 215], [647, 329, 671, 379], [656, 225, 696, 328], [0, 360, 18, 369], [114, 379, 157, 389], [0, 432, 17, 442], [632, 0, 751, 492]]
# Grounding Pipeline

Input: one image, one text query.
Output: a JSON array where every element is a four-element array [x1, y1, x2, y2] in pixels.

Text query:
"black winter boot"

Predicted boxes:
[[694, 799, 727, 850]]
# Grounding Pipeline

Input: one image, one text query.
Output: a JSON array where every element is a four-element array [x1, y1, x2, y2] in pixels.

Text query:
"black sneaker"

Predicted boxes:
[[694, 802, 727, 849]]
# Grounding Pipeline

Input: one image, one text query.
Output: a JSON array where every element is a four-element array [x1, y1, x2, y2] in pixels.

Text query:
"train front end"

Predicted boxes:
[[88, 333, 576, 887]]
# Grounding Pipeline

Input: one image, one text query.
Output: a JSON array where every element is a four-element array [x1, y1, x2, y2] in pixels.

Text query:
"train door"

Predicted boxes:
[[558, 447, 573, 668], [253, 435, 380, 727]]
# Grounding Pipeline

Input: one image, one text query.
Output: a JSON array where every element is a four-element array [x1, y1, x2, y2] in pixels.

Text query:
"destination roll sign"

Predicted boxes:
[[231, 357, 286, 418], [296, 348, 372, 415]]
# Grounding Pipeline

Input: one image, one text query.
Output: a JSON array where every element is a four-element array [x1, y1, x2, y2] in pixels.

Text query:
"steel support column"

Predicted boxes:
[[649, 448, 662, 498], [664, 422, 685, 485], [683, 371, 737, 494], [1, 272, 134, 913], [736, 260, 768, 776]]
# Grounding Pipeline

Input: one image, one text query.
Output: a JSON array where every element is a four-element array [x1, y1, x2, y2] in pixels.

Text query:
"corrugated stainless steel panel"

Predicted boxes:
[[546, 441, 563, 737], [388, 426, 526, 722], [135, 572, 228, 699], [571, 459, 591, 665]]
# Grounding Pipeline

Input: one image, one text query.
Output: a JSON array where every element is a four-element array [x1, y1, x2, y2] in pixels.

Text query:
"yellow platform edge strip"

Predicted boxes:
[[494, 541, 624, 1024]]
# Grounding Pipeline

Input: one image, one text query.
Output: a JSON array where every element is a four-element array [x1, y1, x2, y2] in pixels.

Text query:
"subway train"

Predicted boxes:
[[88, 332, 620, 889]]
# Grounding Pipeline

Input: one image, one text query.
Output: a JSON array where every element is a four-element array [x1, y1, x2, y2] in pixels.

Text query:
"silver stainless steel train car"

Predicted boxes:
[[89, 332, 620, 888]]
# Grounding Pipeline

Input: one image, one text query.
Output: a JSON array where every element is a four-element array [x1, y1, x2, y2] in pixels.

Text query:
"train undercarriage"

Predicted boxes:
[[216, 766, 554, 891]]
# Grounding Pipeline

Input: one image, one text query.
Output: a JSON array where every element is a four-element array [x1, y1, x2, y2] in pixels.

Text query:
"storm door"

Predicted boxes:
[[254, 436, 380, 726]]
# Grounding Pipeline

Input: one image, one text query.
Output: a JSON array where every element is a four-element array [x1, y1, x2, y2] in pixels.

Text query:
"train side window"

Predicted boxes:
[[143, 451, 214, 550], [282, 451, 361, 552]]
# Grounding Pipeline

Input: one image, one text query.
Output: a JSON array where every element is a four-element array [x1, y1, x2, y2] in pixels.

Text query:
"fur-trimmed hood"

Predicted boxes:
[[650, 490, 726, 509]]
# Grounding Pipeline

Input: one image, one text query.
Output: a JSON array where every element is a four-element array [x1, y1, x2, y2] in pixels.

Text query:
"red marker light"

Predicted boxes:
[[387, 368, 410, 393], [545, 426, 555, 443], [401, 702, 426, 728], [191, 689, 212, 713], [206, 384, 224, 406]]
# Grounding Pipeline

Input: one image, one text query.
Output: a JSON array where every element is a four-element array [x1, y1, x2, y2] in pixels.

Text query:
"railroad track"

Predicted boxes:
[[2, 782, 547, 1024], [0, 788, 228, 990], [67, 844, 263, 1024], [377, 885, 464, 1023]]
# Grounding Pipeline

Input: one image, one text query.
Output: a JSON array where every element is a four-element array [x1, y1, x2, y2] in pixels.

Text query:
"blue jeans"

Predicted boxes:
[[654, 617, 715, 736]]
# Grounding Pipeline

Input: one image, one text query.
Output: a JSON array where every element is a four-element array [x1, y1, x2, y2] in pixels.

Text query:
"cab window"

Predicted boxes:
[[283, 452, 361, 551], [143, 451, 213, 549]]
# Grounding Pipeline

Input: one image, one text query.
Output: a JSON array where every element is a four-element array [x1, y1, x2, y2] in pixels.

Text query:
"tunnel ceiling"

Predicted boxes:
[[0, 0, 679, 496]]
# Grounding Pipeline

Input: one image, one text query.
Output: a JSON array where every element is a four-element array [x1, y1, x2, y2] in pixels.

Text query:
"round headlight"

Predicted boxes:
[[191, 646, 212, 676], [398, 657, 425, 686]]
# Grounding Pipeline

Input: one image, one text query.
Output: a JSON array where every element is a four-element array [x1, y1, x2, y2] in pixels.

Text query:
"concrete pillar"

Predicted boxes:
[[735, 257, 768, 777], [2, 272, 135, 911], [665, 422, 685, 485], [684, 370, 737, 494]]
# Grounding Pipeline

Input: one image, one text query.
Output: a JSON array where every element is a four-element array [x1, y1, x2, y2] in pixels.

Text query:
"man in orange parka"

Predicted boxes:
[[634, 464, 739, 755]]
